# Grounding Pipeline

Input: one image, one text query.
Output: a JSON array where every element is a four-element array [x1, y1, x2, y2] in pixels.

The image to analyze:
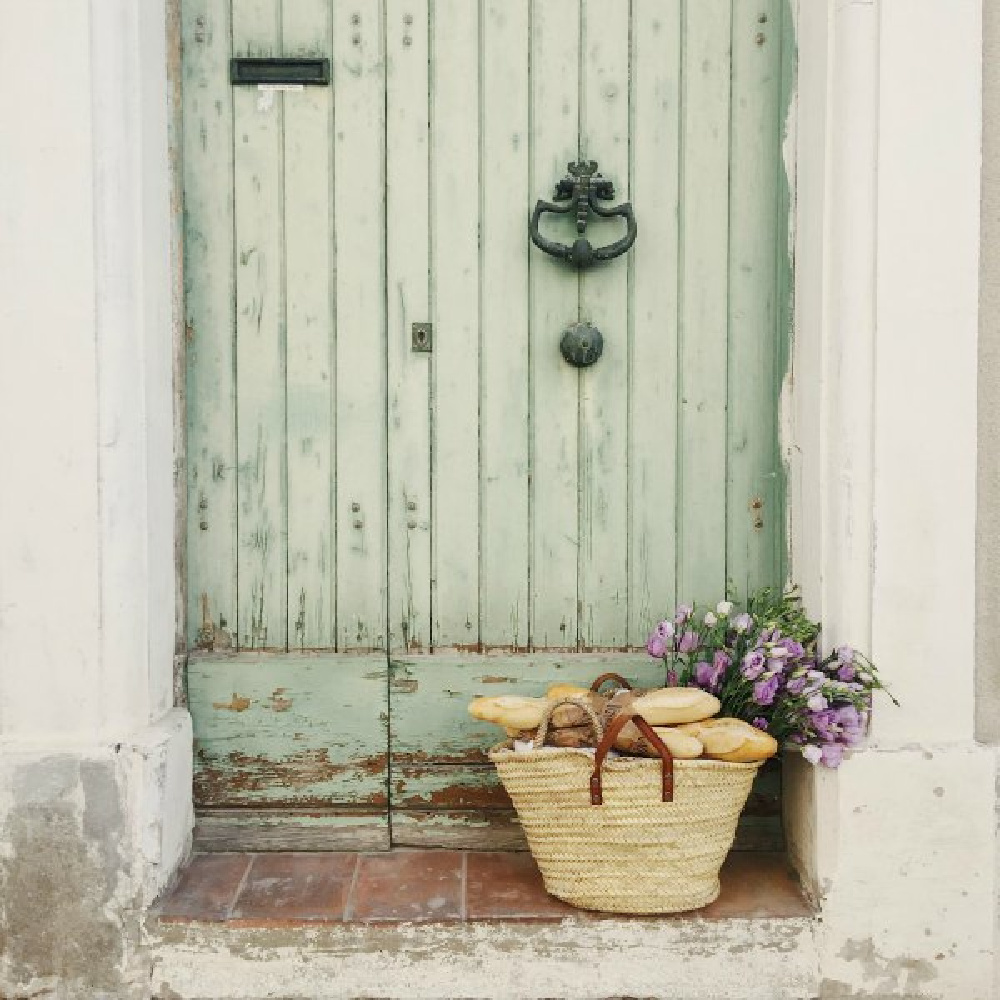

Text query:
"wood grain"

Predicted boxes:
[[385, 0, 432, 653], [282, 0, 335, 648], [480, 0, 531, 649], [182, 0, 238, 650], [676, 0, 732, 606], [333, 0, 388, 652], [232, 0, 287, 649]]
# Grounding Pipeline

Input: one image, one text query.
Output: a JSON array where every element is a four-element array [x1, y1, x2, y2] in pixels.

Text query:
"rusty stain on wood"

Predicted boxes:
[[194, 746, 389, 807], [269, 688, 292, 711], [212, 692, 252, 712]]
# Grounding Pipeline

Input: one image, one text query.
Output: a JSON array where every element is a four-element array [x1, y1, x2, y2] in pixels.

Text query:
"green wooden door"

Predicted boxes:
[[182, 0, 793, 850]]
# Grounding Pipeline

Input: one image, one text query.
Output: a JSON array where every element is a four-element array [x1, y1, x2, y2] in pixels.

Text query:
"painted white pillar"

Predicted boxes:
[[0, 6, 190, 993], [0, 0, 179, 741], [787, 2, 995, 996]]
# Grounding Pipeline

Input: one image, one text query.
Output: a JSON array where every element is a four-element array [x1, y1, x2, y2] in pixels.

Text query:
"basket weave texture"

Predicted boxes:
[[491, 745, 760, 914]]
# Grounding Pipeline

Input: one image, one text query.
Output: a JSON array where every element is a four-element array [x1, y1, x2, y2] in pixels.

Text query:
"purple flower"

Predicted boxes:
[[820, 743, 845, 767], [836, 705, 865, 746], [786, 675, 808, 695], [807, 693, 828, 712], [767, 656, 790, 675], [742, 649, 766, 680], [678, 630, 700, 654], [655, 619, 676, 640], [836, 645, 854, 663], [778, 638, 805, 660], [646, 634, 669, 658], [674, 604, 693, 625], [810, 709, 838, 742], [837, 663, 856, 682], [752, 717, 768, 731], [802, 744, 823, 765], [693, 661, 716, 689], [753, 674, 781, 706], [733, 612, 753, 633], [666, 668, 679, 686]]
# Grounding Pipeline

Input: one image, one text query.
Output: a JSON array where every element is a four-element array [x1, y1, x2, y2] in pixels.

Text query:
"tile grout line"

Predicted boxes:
[[343, 853, 362, 922], [225, 853, 256, 922], [460, 851, 468, 921]]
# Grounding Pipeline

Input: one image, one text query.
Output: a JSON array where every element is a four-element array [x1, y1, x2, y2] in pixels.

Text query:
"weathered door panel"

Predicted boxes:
[[189, 653, 389, 849]]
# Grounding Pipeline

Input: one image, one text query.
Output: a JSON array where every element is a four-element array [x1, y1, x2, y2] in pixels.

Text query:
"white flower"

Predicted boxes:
[[703, 612, 718, 627], [807, 693, 828, 712], [802, 745, 823, 765], [716, 601, 734, 616], [768, 647, 789, 658], [859, 671, 872, 683]]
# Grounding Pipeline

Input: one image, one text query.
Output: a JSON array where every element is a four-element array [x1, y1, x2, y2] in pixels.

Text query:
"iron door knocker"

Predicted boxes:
[[529, 160, 637, 268]]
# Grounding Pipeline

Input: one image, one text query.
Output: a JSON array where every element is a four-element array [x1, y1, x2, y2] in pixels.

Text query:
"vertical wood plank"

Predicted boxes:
[[333, 0, 388, 652], [480, 0, 531, 649], [282, 0, 335, 648], [182, 0, 238, 649], [430, 0, 481, 648], [676, 0, 732, 605], [578, 0, 630, 648], [232, 0, 287, 649], [726, 0, 783, 598], [629, 0, 682, 644], [529, 0, 580, 649], [386, 0, 431, 652]]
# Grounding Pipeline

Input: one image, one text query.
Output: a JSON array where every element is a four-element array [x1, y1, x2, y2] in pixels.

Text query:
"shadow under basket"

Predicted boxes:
[[490, 711, 760, 915]]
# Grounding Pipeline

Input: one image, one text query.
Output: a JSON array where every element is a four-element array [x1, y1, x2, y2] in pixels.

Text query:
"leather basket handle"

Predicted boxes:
[[589, 672, 633, 693], [590, 712, 674, 806]]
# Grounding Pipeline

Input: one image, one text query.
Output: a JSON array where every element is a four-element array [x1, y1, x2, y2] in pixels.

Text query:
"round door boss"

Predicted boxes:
[[560, 322, 604, 368]]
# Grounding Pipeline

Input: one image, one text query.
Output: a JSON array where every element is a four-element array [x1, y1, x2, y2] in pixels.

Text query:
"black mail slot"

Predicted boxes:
[[230, 57, 330, 86]]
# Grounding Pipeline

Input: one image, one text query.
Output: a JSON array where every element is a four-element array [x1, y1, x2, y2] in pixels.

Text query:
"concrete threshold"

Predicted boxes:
[[147, 913, 821, 1000]]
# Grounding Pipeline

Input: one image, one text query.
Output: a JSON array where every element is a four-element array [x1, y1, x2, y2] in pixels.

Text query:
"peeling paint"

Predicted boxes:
[[211, 693, 252, 712]]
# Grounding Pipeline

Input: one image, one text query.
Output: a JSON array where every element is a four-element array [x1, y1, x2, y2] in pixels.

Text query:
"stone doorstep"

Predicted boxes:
[[147, 850, 821, 1000]]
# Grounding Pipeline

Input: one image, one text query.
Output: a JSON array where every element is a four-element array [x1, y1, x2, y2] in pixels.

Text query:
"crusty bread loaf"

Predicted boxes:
[[470, 692, 606, 732], [678, 717, 778, 762], [505, 723, 597, 748], [630, 687, 721, 725], [613, 721, 704, 759], [469, 695, 547, 730]]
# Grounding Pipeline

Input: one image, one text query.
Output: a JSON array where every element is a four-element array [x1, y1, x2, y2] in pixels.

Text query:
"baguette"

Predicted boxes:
[[469, 695, 547, 730], [678, 717, 779, 763], [613, 721, 704, 759], [630, 687, 720, 725]]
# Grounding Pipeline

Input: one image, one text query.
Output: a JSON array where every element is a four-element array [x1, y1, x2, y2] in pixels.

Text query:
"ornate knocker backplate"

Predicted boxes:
[[529, 160, 637, 268]]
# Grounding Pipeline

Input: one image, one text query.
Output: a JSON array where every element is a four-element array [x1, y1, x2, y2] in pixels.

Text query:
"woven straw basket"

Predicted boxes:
[[490, 691, 760, 914]]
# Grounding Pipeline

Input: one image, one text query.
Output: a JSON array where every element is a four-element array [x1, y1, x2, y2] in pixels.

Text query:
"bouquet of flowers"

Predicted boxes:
[[645, 588, 896, 767]]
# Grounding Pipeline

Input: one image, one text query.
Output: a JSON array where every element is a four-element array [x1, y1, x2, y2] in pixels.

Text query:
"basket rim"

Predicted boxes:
[[488, 744, 761, 771]]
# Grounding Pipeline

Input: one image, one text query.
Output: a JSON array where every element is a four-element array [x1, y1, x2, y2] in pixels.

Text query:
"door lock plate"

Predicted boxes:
[[412, 322, 433, 353]]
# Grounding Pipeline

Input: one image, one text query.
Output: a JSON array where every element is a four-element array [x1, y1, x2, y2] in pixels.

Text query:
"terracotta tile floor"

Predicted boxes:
[[154, 850, 811, 925]]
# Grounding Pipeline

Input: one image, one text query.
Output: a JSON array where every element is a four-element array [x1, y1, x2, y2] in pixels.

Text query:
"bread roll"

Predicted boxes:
[[614, 721, 703, 759], [631, 687, 720, 725], [549, 694, 606, 729], [543, 724, 596, 748], [678, 717, 778, 763], [468, 695, 547, 730]]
